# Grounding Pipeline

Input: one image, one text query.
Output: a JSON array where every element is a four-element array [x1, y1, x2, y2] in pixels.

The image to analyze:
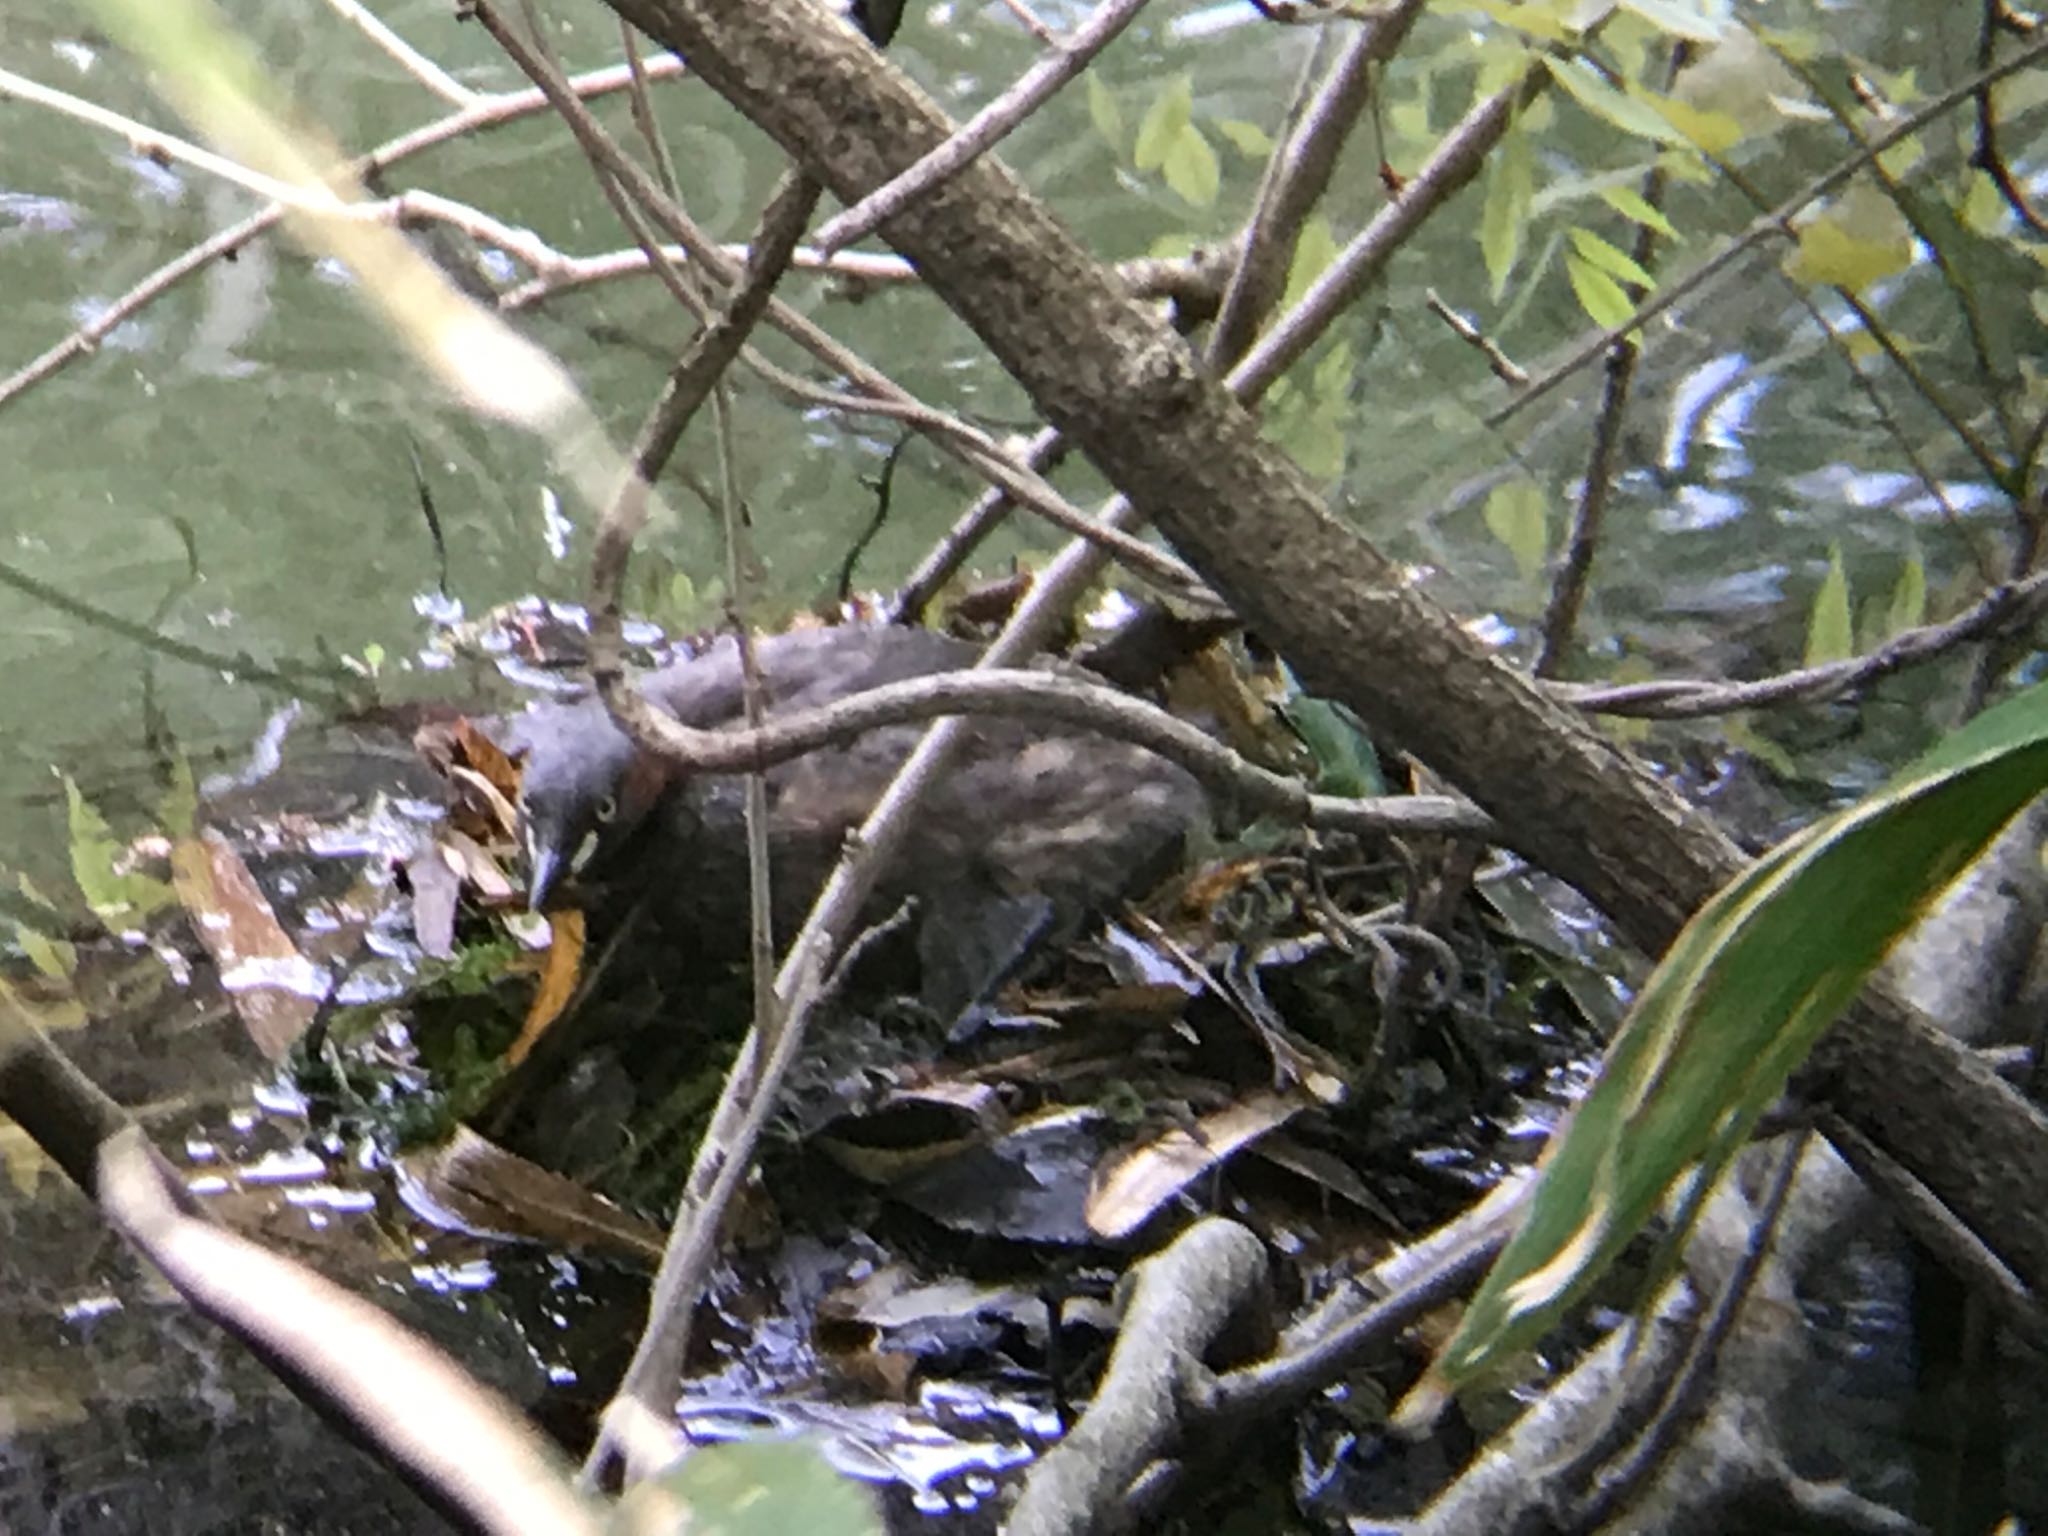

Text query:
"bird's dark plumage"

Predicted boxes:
[[494, 625, 1202, 1018]]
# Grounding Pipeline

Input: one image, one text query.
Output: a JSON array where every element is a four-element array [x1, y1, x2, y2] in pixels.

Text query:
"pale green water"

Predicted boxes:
[[0, 0, 2009, 891]]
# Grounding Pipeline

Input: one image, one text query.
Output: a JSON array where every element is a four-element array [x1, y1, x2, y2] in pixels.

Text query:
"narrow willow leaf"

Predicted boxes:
[[1599, 185, 1680, 239], [1641, 88, 1746, 153], [1311, 338, 1354, 399], [1269, 392, 1346, 480], [1215, 118, 1273, 158], [1787, 186, 1914, 292], [1959, 169, 2005, 236], [1087, 72, 1124, 154], [1805, 544, 1853, 666], [1875, 133, 1923, 181], [1566, 253, 1634, 330], [159, 754, 199, 839], [1282, 217, 1340, 312], [1723, 714, 1799, 779], [1134, 75, 1193, 172], [1484, 479, 1549, 581], [1480, 118, 1533, 297], [1162, 123, 1221, 209], [1466, 0, 1574, 43], [15, 923, 76, 985], [1548, 58, 1687, 147], [1888, 550, 1927, 637], [14, 875, 74, 981], [1396, 676, 2048, 1426], [1568, 226, 1656, 290], [1616, 0, 1729, 42]]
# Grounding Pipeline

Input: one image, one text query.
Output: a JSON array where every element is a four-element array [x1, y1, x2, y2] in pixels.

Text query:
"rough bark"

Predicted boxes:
[[596, 0, 2048, 1295]]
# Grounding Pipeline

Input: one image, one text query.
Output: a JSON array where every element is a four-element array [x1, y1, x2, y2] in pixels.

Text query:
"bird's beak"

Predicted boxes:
[[525, 824, 569, 911]]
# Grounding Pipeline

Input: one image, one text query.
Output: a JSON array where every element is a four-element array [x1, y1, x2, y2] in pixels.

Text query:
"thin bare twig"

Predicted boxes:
[[1230, 61, 1548, 405], [1553, 564, 2048, 719], [576, 661, 1496, 838], [898, 1, 1424, 617], [322, 0, 482, 106], [1208, 4, 1428, 369], [617, 18, 682, 200], [813, 0, 1155, 257], [0, 55, 684, 409], [993, 0, 1060, 43], [471, 0, 1207, 599], [0, 558, 356, 702], [0, 65, 338, 209], [571, 172, 822, 1470], [498, 242, 916, 306], [1424, 290, 1527, 385]]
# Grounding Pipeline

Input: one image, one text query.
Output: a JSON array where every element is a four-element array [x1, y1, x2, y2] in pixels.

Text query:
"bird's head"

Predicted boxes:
[[505, 699, 657, 910]]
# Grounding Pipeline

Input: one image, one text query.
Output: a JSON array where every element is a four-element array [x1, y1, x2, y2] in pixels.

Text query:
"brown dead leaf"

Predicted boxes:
[[398, 1124, 663, 1263], [455, 716, 524, 805], [446, 766, 521, 845], [1178, 856, 1274, 916], [1166, 645, 1300, 770], [440, 829, 516, 902], [419, 716, 525, 844], [1085, 1088, 1304, 1240], [171, 829, 319, 1060], [505, 908, 583, 1065]]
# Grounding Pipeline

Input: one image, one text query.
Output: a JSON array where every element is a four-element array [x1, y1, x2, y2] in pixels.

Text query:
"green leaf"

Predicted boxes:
[[1958, 169, 2005, 236], [1465, 0, 1574, 43], [1640, 88, 1745, 154], [1722, 714, 1799, 780], [1548, 58, 1688, 147], [1087, 73, 1124, 154], [1215, 118, 1273, 158], [1598, 185, 1679, 240], [1805, 544, 1854, 666], [159, 754, 198, 839], [1567, 227, 1656, 290], [1162, 122, 1221, 208], [1480, 117, 1534, 297], [1566, 253, 1635, 329], [1398, 676, 2048, 1424], [1282, 217, 1340, 312], [1483, 479, 1549, 581], [64, 776, 174, 931], [1280, 696, 1386, 798], [15, 924, 76, 985], [1311, 337, 1354, 400], [1616, 0, 1729, 42], [1268, 389, 1347, 479], [1887, 549, 1927, 638], [1134, 75, 1193, 173], [1786, 181, 1913, 292], [1389, 86, 1431, 143]]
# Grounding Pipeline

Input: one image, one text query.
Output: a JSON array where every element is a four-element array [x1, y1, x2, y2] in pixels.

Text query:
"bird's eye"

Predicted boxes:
[[594, 793, 619, 824]]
